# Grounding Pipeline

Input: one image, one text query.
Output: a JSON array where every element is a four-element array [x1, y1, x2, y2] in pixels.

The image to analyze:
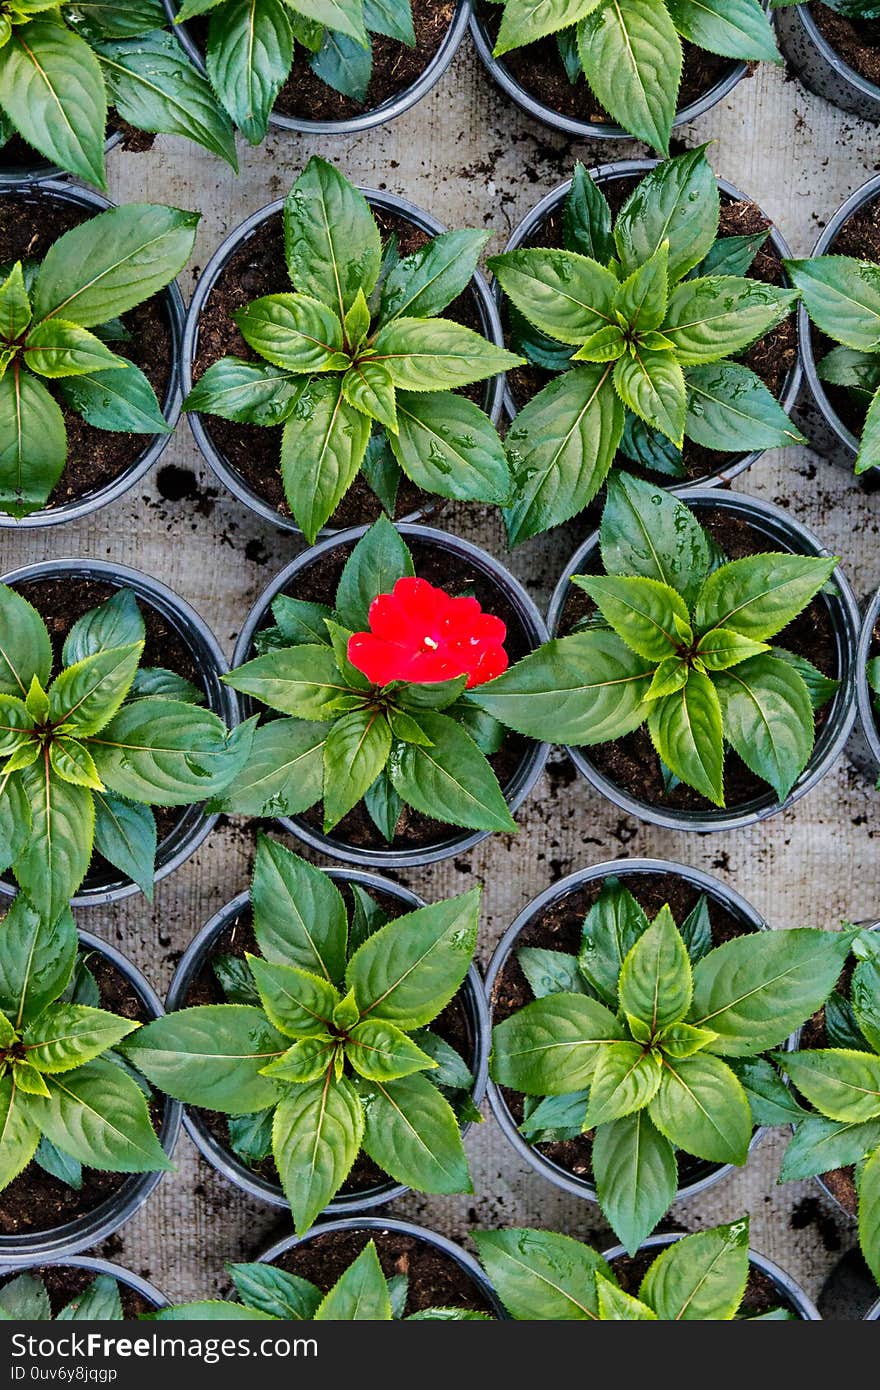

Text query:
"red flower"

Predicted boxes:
[[347, 576, 508, 689]]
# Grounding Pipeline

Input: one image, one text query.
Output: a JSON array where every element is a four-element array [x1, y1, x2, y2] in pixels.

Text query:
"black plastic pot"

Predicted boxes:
[[546, 487, 859, 833], [469, 5, 758, 141], [0, 181, 185, 527], [497, 158, 802, 493], [165, 869, 490, 1216], [484, 857, 772, 1212], [232, 522, 549, 868], [797, 173, 880, 469], [0, 1256, 168, 1311], [602, 1231, 821, 1320], [183, 189, 506, 537], [259, 1216, 508, 1318], [854, 588, 880, 780], [867, 1296, 880, 1319], [776, 3, 880, 122], [0, 931, 181, 1265], [0, 558, 237, 909], [164, 0, 470, 135], [0, 130, 123, 188]]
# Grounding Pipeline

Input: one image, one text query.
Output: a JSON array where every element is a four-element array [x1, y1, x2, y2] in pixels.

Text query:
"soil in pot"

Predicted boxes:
[[0, 1265, 154, 1318], [810, 2, 880, 87], [797, 952, 859, 1217], [0, 119, 152, 174], [191, 205, 488, 529], [558, 505, 839, 814], [183, 884, 479, 1198], [491, 868, 759, 1190], [810, 190, 880, 440], [9, 574, 207, 883], [0, 952, 166, 1239], [272, 1227, 492, 1315], [261, 536, 531, 851], [475, 5, 736, 125], [0, 195, 172, 511], [611, 1248, 801, 1317]]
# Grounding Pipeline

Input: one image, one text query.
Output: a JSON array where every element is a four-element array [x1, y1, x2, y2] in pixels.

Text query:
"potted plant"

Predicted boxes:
[[788, 173, 880, 475], [0, 910, 180, 1264], [164, 0, 471, 137], [484, 856, 854, 1253], [774, 925, 880, 1289], [856, 587, 880, 779], [215, 517, 548, 868], [0, 1258, 167, 1317], [489, 147, 802, 544], [181, 157, 518, 540], [0, 182, 192, 527], [469, 0, 780, 147], [151, 1221, 501, 1319], [0, 559, 249, 913], [475, 1217, 820, 1319], [775, 1, 880, 122], [124, 839, 489, 1232], [0, 2, 236, 187], [470, 472, 858, 831]]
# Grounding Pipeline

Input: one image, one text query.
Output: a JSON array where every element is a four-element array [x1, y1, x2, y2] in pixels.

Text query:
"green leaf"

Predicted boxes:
[[371, 317, 517, 392], [308, 35, 371, 113], [696, 231, 769, 277], [273, 1074, 363, 1232], [284, 157, 381, 319], [853, 954, 880, 1054], [149, 1302, 275, 1321], [520, 1089, 589, 1141], [260, 1035, 337, 1083], [69, 1, 168, 39], [346, 1019, 434, 1081], [576, 0, 681, 153], [615, 146, 719, 282], [314, 1241, 392, 1321], [280, 375, 371, 543], [228, 1264, 321, 1320], [714, 653, 814, 801], [649, 1053, 752, 1164], [826, 989, 869, 1051], [184, 358, 305, 426], [584, 1040, 662, 1127], [379, 229, 487, 323], [856, 384, 880, 475], [858, 1146, 880, 1284], [695, 553, 837, 643], [678, 895, 713, 964], [0, 899, 76, 1029], [564, 162, 615, 262], [0, 694, 33, 758], [212, 719, 327, 818], [93, 792, 156, 900], [727, 1057, 806, 1126], [695, 627, 770, 671], [0, 263, 31, 340], [289, 0, 368, 45], [57, 1275, 124, 1321], [342, 361, 396, 432], [786, 255, 880, 351], [572, 574, 689, 661], [816, 345, 880, 391], [489, 248, 618, 346], [248, 958, 340, 1042], [664, 276, 795, 366], [684, 362, 805, 450], [493, 0, 603, 52], [388, 709, 515, 832], [502, 365, 624, 542], [123, 1006, 285, 1113], [595, 1274, 657, 1319], [619, 905, 693, 1032], [647, 671, 725, 805], [23, 320, 124, 379], [777, 1049, 880, 1124], [613, 349, 686, 447], [32, 204, 198, 330], [14, 763, 94, 923], [0, 1271, 50, 1321], [90, 701, 254, 805], [490, 992, 623, 1095], [271, 595, 334, 646], [206, 0, 292, 144], [612, 241, 669, 334], [227, 1108, 273, 1161], [390, 391, 512, 505], [0, 1074, 40, 1190], [518, 948, 589, 1000], [0, 367, 67, 517], [48, 643, 142, 736], [213, 956, 259, 1007], [236, 293, 345, 373], [690, 927, 853, 1055], [0, 20, 106, 188], [62, 589, 144, 666], [22, 1003, 136, 1073], [473, 1227, 612, 1320], [600, 470, 710, 609], [592, 1110, 678, 1253], [780, 1115, 880, 1181], [322, 708, 391, 831], [658, 1021, 717, 1057], [251, 836, 347, 981], [334, 513, 413, 630], [577, 877, 649, 1007], [31, 1057, 172, 1173], [347, 887, 478, 1029], [640, 1218, 750, 1320], [363, 0, 415, 42], [356, 1071, 471, 1193]]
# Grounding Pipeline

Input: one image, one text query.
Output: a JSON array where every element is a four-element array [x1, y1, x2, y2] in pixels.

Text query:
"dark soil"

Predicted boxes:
[[0, 117, 151, 172], [192, 202, 489, 529], [476, 6, 737, 126], [0, 951, 165, 1238], [611, 1247, 800, 1318], [182, 887, 478, 1199], [812, 2, 880, 86], [812, 190, 880, 438], [491, 867, 758, 1190], [797, 948, 861, 1219], [273, 1227, 492, 1315], [259, 537, 532, 850], [0, 1265, 155, 1318], [558, 504, 839, 815], [504, 178, 797, 488], [0, 195, 172, 511]]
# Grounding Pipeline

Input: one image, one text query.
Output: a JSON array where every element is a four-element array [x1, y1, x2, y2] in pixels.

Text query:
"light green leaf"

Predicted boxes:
[[31, 1057, 172, 1172], [640, 1218, 750, 1320], [123, 1005, 286, 1113], [250, 835, 348, 983], [592, 1109, 678, 1254], [280, 374, 371, 543], [490, 992, 623, 1095], [272, 1074, 363, 1232], [473, 1227, 612, 1320], [388, 709, 515, 832], [236, 293, 345, 373], [355, 1071, 471, 1194], [576, 0, 681, 153], [489, 248, 618, 345], [647, 670, 725, 805], [649, 1053, 752, 1164], [619, 905, 693, 1032], [284, 157, 381, 319], [714, 653, 814, 801]]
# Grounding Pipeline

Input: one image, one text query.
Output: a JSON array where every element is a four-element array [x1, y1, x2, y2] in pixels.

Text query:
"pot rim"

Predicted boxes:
[[782, 2, 880, 102], [231, 520, 550, 868], [164, 0, 471, 135], [483, 856, 771, 1207], [545, 485, 859, 832], [182, 187, 506, 537], [0, 1255, 169, 1309], [0, 929, 181, 1264], [496, 158, 802, 493], [0, 179, 186, 527], [166, 869, 490, 1214], [856, 586, 880, 771], [0, 557, 235, 907], [0, 130, 123, 188]]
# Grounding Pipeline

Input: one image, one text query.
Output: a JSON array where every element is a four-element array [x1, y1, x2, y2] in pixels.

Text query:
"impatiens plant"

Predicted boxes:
[[0, 203, 198, 517], [470, 473, 838, 808], [774, 929, 880, 1285], [0, 1270, 129, 1320], [123, 839, 481, 1233], [151, 1244, 489, 1321], [0, 897, 171, 1197], [0, 2, 236, 186], [475, 1218, 793, 1319], [868, 656, 880, 766], [185, 157, 519, 543], [491, 148, 803, 544], [0, 585, 253, 922], [214, 516, 517, 840], [489, 873, 855, 1251], [489, 0, 781, 154], [785, 249, 880, 474], [171, 0, 418, 142]]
